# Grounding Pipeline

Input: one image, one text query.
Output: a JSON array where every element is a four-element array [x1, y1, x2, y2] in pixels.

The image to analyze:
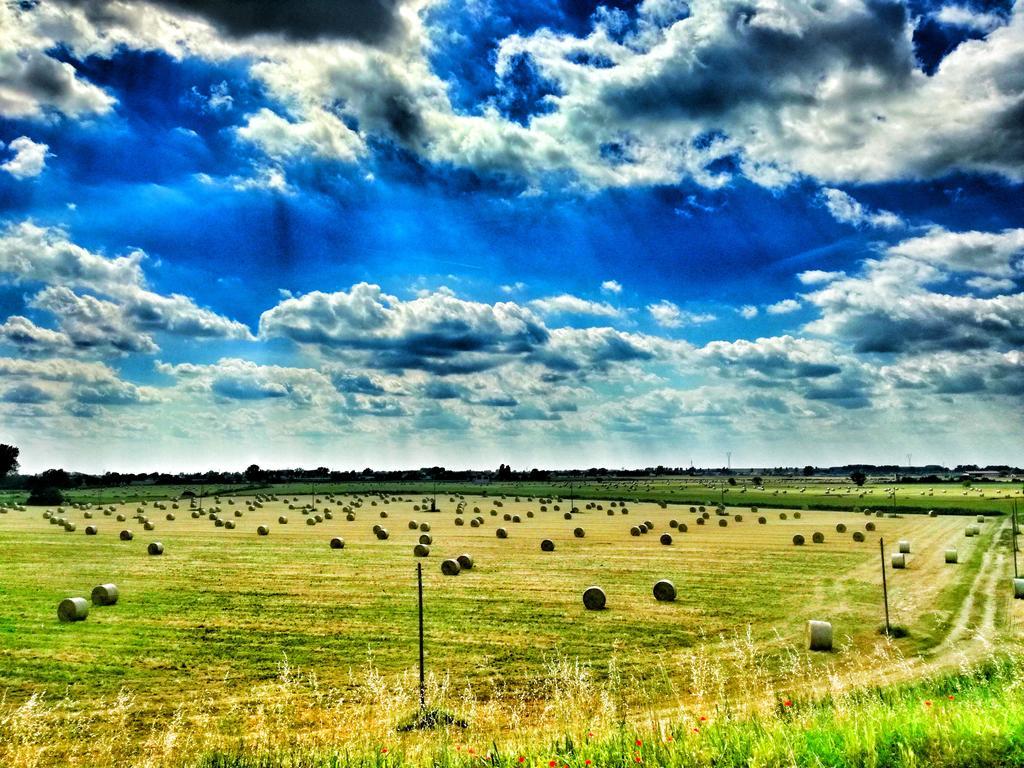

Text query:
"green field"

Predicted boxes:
[[0, 484, 1021, 767]]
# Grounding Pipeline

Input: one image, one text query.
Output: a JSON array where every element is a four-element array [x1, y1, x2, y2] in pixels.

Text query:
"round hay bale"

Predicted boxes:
[[758, 516, 767, 525], [496, 527, 508, 539], [527, 510, 535, 518], [806, 620, 833, 651], [562, 512, 573, 521], [696, 518, 705, 526], [214, 519, 225, 528], [541, 538, 555, 552], [441, 558, 461, 576], [836, 523, 847, 533], [306, 518, 316, 526], [891, 553, 906, 569], [457, 553, 473, 570], [643, 520, 654, 530], [794, 512, 802, 519], [898, 540, 911, 554], [278, 515, 288, 524], [380, 511, 388, 519], [414, 544, 430, 557], [117, 513, 127, 522], [376, 528, 390, 540], [734, 514, 743, 522], [64, 522, 76, 532], [582, 586, 606, 611], [876, 511, 885, 518], [653, 579, 676, 601], [189, 511, 199, 519], [470, 518, 481, 528], [91, 584, 119, 606], [454, 517, 465, 526], [976, 515, 985, 524], [85, 525, 98, 536], [147, 541, 164, 555], [812, 532, 825, 543], [408, 520, 419, 530], [420, 522, 431, 532], [58, 597, 89, 622], [1014, 578, 1024, 599], [257, 525, 269, 536], [659, 533, 672, 545], [166, 513, 175, 521], [84, 511, 93, 519], [779, 513, 787, 520], [865, 522, 876, 531], [573, 527, 586, 538], [945, 549, 958, 564], [852, 531, 865, 542], [792, 534, 805, 546], [119, 529, 133, 541], [669, 519, 678, 528], [225, 520, 237, 530], [234, 510, 243, 518], [512, 515, 521, 523], [637, 523, 648, 534], [718, 519, 727, 528], [504, 513, 513, 521], [677, 523, 688, 533], [419, 533, 433, 545], [346, 513, 356, 521]]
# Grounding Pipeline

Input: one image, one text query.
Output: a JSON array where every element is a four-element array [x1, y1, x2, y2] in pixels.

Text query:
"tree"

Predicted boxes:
[[27, 486, 64, 506], [727, 477, 737, 486], [496, 463, 513, 481], [802, 465, 815, 477], [244, 464, 263, 482], [0, 444, 19, 478], [752, 476, 763, 487], [850, 470, 867, 487]]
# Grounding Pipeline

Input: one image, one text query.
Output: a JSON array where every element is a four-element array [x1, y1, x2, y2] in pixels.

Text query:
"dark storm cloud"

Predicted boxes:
[[61, 0, 405, 45]]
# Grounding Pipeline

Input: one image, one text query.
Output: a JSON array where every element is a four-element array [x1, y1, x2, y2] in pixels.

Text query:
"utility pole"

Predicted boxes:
[[880, 538, 891, 636], [1013, 501, 1019, 579], [727, 451, 732, 471], [417, 562, 425, 711]]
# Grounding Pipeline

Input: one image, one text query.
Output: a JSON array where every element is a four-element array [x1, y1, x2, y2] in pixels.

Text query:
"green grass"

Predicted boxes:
[[193, 653, 1024, 768]]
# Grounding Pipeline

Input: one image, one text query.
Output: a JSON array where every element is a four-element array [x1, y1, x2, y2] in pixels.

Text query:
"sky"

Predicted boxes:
[[0, 0, 1021, 473]]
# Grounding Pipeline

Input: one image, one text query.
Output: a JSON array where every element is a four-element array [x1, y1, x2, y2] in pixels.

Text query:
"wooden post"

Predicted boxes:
[[1013, 501, 1019, 580], [418, 562, 425, 711], [880, 537, 891, 635]]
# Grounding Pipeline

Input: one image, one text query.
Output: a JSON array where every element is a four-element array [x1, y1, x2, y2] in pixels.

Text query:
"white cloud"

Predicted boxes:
[[966, 275, 1016, 293], [819, 188, 903, 229], [766, 299, 801, 315], [237, 107, 363, 163], [798, 270, 847, 285], [887, 227, 1024, 278], [739, 305, 758, 319], [530, 294, 622, 318], [1, 136, 49, 178], [935, 6, 1007, 33], [601, 280, 622, 295], [647, 299, 715, 328]]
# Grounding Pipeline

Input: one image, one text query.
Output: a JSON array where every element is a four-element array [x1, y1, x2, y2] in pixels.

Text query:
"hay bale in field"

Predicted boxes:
[[346, 513, 356, 521], [638, 523, 648, 534], [85, 525, 98, 535], [512, 515, 522, 523], [779, 513, 787, 520], [928, 510, 937, 518], [976, 515, 985, 524], [376, 528, 390, 540], [669, 519, 678, 528], [496, 527, 508, 539], [471, 519, 481, 528], [582, 586, 606, 611], [659, 533, 672, 545], [63, 522, 76, 532], [119, 529, 133, 541], [214, 519, 225, 528], [189, 511, 199, 519], [866, 522, 876, 531], [653, 579, 676, 601], [409, 520, 419, 530], [836, 523, 847, 533], [758, 517, 767, 525], [527, 511, 534, 518], [812, 532, 824, 543], [541, 539, 555, 552], [696, 518, 705, 526], [457, 553, 473, 570], [898, 540, 911, 554], [278, 516, 288, 524], [806, 620, 833, 652], [794, 512, 802, 519], [414, 544, 430, 557], [563, 512, 573, 521], [876, 511, 885, 518], [504, 513, 513, 521], [58, 597, 89, 622], [314, 515, 324, 523], [574, 527, 586, 538], [1014, 579, 1024, 599], [607, 509, 615, 516], [792, 534, 805, 546], [734, 514, 743, 522], [965, 525, 980, 537], [166, 513, 175, 521], [91, 584, 119, 606], [891, 553, 906, 569], [234, 510, 243, 518], [257, 525, 270, 536], [419, 533, 433, 545], [84, 511, 93, 519], [225, 521, 236, 530], [380, 511, 388, 519], [718, 519, 727, 528], [945, 549, 958, 564], [420, 522, 431, 532], [441, 558, 461, 576], [852, 531, 865, 542], [147, 541, 164, 555], [677, 523, 688, 533], [455, 517, 465, 526], [643, 520, 654, 530], [689, 506, 697, 513]]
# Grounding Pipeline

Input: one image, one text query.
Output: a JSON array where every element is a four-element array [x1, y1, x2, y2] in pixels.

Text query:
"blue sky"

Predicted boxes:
[[0, 0, 1021, 472]]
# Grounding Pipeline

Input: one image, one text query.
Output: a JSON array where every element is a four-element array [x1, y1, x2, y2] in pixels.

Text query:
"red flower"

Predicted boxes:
[[635, 740, 642, 747], [587, 732, 594, 739], [549, 761, 557, 767], [518, 758, 525, 764], [924, 700, 932, 707], [783, 700, 792, 707], [468, 749, 475, 755], [692, 728, 700, 734], [381, 748, 388, 754], [948, 695, 955, 701], [699, 716, 707, 722], [665, 736, 673, 742], [633, 757, 642, 764], [585, 761, 592, 766]]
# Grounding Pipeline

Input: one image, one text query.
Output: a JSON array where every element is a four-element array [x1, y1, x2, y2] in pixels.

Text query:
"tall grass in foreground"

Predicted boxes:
[[4, 653, 1023, 768], [199, 654, 1024, 768]]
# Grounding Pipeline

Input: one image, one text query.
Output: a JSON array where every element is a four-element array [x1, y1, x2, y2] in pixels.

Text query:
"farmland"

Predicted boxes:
[[1, 481, 1022, 767]]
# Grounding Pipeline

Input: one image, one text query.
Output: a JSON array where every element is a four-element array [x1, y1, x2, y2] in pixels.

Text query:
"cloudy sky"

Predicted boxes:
[[0, 0, 1021, 472]]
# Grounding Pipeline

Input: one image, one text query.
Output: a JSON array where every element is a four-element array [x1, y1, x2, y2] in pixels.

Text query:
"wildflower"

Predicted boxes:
[[924, 700, 932, 707], [457, 747, 462, 752], [381, 748, 388, 754], [635, 740, 642, 747], [699, 716, 707, 722], [587, 732, 594, 739], [692, 728, 700, 734], [948, 695, 955, 700], [549, 760, 557, 767], [518, 758, 525, 764], [665, 736, 674, 743], [468, 749, 475, 755], [585, 760, 592, 766], [783, 700, 793, 707], [633, 756, 642, 764]]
